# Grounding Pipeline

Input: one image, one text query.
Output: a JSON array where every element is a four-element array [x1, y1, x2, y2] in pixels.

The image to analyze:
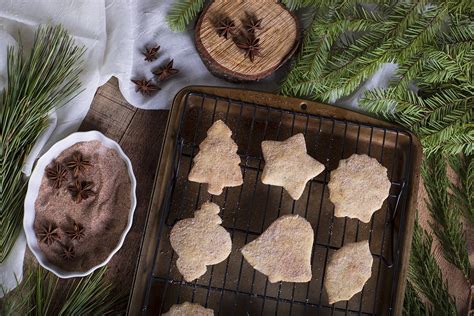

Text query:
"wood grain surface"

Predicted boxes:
[[195, 0, 300, 81]]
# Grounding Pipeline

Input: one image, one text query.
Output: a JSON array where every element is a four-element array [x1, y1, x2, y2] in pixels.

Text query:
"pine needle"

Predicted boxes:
[[0, 25, 84, 262], [403, 281, 429, 315], [408, 218, 458, 315], [448, 154, 474, 224], [280, 1, 472, 157], [422, 153, 471, 279], [166, 0, 204, 32], [0, 266, 124, 315]]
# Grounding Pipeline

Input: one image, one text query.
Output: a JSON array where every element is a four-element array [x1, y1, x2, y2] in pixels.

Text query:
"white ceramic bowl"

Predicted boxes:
[[24, 131, 137, 278]]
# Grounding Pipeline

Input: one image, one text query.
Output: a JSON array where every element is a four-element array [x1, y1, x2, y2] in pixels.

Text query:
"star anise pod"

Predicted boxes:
[[45, 162, 68, 188], [245, 16, 262, 34], [61, 245, 75, 260], [38, 222, 60, 246], [215, 18, 237, 39], [66, 153, 92, 177], [153, 60, 179, 81], [236, 36, 262, 62], [131, 79, 160, 96], [68, 180, 95, 203], [66, 222, 85, 241], [142, 45, 160, 62]]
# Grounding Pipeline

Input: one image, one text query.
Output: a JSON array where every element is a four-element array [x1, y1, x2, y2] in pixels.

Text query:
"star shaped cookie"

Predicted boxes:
[[261, 133, 325, 200]]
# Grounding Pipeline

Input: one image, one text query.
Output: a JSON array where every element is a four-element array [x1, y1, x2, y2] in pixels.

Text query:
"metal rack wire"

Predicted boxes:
[[142, 92, 414, 315]]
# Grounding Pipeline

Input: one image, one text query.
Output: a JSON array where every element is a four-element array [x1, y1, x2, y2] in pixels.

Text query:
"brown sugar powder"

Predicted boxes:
[[34, 140, 132, 272]]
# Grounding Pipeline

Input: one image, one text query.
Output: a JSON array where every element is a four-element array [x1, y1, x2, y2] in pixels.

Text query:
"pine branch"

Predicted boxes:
[[0, 25, 84, 262], [281, 3, 388, 101], [166, 0, 204, 32], [359, 88, 428, 127], [403, 281, 430, 316], [1, 266, 124, 315], [408, 218, 458, 315], [422, 153, 471, 278], [421, 122, 474, 157], [448, 154, 474, 224], [281, 0, 363, 10]]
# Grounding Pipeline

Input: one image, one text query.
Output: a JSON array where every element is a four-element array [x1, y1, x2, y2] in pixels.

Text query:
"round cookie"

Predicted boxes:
[[328, 154, 391, 223]]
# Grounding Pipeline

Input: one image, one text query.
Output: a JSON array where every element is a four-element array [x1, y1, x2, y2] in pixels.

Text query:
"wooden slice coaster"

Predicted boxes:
[[195, 0, 300, 82]]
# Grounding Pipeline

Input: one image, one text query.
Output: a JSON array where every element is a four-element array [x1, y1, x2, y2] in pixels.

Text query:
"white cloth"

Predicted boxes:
[[0, 0, 395, 294]]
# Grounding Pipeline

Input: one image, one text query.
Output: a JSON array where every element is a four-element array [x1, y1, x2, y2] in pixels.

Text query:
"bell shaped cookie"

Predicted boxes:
[[324, 240, 373, 304], [261, 133, 325, 200], [241, 214, 313, 283], [328, 154, 391, 223], [170, 202, 232, 282], [188, 120, 243, 195], [162, 302, 214, 316]]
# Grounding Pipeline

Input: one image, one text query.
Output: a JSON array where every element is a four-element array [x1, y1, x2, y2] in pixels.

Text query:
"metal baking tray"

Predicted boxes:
[[128, 86, 422, 315]]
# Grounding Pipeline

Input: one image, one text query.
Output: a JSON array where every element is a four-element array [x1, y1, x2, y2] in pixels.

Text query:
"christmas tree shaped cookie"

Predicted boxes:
[[170, 202, 232, 282], [241, 214, 313, 283], [261, 133, 325, 200], [188, 120, 243, 195]]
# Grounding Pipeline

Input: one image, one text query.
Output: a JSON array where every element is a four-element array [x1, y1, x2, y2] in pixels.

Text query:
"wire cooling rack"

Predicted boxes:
[[140, 91, 415, 315]]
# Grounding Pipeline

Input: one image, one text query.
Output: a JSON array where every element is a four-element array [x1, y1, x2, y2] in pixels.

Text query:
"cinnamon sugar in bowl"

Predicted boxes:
[[24, 131, 137, 278]]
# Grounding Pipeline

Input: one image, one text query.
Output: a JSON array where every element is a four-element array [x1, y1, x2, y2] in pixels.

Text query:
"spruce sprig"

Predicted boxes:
[[0, 25, 84, 262], [448, 155, 474, 224], [403, 281, 429, 316], [422, 153, 470, 279], [407, 218, 458, 315], [166, 0, 205, 32], [280, 1, 473, 157]]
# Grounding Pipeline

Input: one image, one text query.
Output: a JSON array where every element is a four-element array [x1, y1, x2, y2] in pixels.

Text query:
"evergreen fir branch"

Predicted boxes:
[[280, 0, 363, 10], [448, 155, 474, 224], [408, 218, 458, 315], [389, 1, 427, 39], [391, 3, 447, 62], [422, 153, 471, 278], [280, 2, 388, 100], [420, 49, 470, 84], [422, 123, 474, 156], [392, 51, 427, 91], [359, 88, 427, 127], [281, 0, 316, 10], [1, 25, 84, 262], [403, 281, 430, 315], [166, 0, 204, 32], [281, 5, 341, 97], [416, 98, 471, 134]]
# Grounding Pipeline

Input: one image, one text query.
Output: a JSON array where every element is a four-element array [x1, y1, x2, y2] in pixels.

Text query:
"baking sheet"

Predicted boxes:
[[129, 87, 422, 316]]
